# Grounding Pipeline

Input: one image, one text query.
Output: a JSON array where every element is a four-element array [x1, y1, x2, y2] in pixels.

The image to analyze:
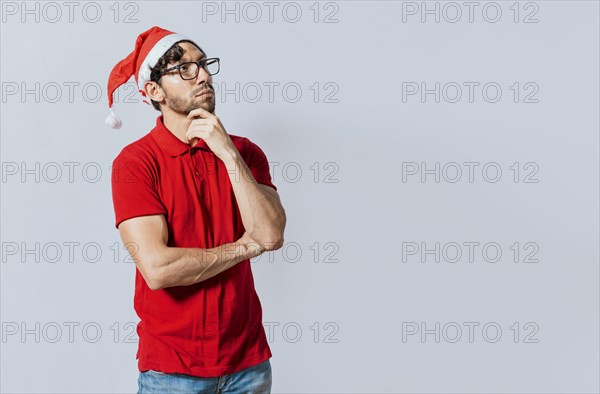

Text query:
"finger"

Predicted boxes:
[[186, 133, 202, 145], [189, 118, 211, 126], [186, 132, 212, 145], [186, 124, 210, 135], [186, 128, 210, 140], [187, 107, 213, 119], [187, 132, 205, 144]]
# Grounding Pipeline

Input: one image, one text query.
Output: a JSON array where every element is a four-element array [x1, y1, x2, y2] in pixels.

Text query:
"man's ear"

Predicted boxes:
[[144, 81, 164, 103]]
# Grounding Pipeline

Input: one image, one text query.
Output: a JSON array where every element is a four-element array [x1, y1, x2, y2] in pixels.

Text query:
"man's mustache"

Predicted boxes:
[[193, 85, 214, 96]]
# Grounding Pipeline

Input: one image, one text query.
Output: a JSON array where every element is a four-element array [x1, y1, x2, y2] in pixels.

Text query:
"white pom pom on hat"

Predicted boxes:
[[105, 109, 122, 129], [105, 26, 193, 129]]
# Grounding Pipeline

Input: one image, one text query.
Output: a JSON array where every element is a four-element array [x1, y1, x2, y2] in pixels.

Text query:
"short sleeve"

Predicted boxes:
[[247, 140, 277, 191], [111, 151, 168, 229]]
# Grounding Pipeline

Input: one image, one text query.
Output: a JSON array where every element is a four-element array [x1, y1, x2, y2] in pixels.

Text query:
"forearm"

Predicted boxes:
[[222, 151, 286, 248], [152, 241, 255, 289]]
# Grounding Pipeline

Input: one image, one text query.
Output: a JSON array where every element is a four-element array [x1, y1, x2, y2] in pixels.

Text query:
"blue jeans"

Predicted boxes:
[[137, 359, 272, 394]]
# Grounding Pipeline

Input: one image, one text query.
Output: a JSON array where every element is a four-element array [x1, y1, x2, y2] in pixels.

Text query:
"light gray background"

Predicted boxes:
[[1, 1, 599, 393]]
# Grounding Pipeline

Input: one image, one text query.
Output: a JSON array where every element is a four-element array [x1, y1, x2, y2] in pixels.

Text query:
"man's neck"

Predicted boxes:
[[162, 111, 192, 146]]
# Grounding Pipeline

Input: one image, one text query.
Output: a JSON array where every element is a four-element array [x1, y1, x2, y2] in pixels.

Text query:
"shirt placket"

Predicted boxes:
[[188, 147, 211, 207], [188, 147, 206, 204]]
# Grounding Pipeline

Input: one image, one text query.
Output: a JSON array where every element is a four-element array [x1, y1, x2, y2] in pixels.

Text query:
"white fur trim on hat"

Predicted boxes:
[[137, 33, 190, 92]]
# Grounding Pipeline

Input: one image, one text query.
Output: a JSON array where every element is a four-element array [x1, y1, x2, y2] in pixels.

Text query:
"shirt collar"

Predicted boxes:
[[151, 114, 211, 157]]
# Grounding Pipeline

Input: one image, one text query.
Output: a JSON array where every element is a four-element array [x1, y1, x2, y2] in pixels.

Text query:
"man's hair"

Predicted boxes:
[[148, 40, 205, 111]]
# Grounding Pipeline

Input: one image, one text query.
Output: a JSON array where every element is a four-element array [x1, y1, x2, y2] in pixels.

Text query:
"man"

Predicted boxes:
[[107, 26, 286, 393]]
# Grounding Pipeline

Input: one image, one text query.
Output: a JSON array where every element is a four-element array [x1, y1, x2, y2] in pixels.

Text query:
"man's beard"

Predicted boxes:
[[165, 88, 215, 114]]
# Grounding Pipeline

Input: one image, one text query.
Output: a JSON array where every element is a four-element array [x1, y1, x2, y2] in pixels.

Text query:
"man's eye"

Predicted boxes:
[[179, 64, 191, 72]]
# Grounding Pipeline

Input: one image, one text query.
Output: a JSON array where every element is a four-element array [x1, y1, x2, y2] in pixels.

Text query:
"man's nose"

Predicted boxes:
[[195, 66, 211, 84]]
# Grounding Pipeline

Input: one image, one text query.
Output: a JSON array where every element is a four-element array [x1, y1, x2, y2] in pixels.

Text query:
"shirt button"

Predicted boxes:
[[195, 170, 199, 176]]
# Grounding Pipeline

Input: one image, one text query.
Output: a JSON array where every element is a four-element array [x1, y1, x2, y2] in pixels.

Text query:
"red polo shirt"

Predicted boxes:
[[111, 115, 275, 378]]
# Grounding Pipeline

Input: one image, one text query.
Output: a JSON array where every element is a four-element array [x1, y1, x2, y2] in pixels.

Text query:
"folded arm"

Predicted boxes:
[[118, 214, 264, 290], [222, 150, 287, 251]]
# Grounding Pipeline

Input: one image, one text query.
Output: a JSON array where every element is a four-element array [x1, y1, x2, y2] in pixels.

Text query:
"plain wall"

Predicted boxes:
[[1, 1, 598, 392]]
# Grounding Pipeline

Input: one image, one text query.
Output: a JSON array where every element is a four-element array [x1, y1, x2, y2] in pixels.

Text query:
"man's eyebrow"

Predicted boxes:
[[187, 54, 206, 62]]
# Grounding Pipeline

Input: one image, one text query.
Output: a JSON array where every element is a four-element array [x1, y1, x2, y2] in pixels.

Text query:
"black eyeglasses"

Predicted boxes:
[[157, 57, 220, 80]]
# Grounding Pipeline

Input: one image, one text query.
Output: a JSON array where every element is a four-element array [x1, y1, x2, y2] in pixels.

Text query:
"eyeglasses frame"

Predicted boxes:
[[156, 57, 221, 81]]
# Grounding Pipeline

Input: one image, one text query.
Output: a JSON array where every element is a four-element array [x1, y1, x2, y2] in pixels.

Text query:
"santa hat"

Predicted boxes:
[[105, 26, 195, 129]]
